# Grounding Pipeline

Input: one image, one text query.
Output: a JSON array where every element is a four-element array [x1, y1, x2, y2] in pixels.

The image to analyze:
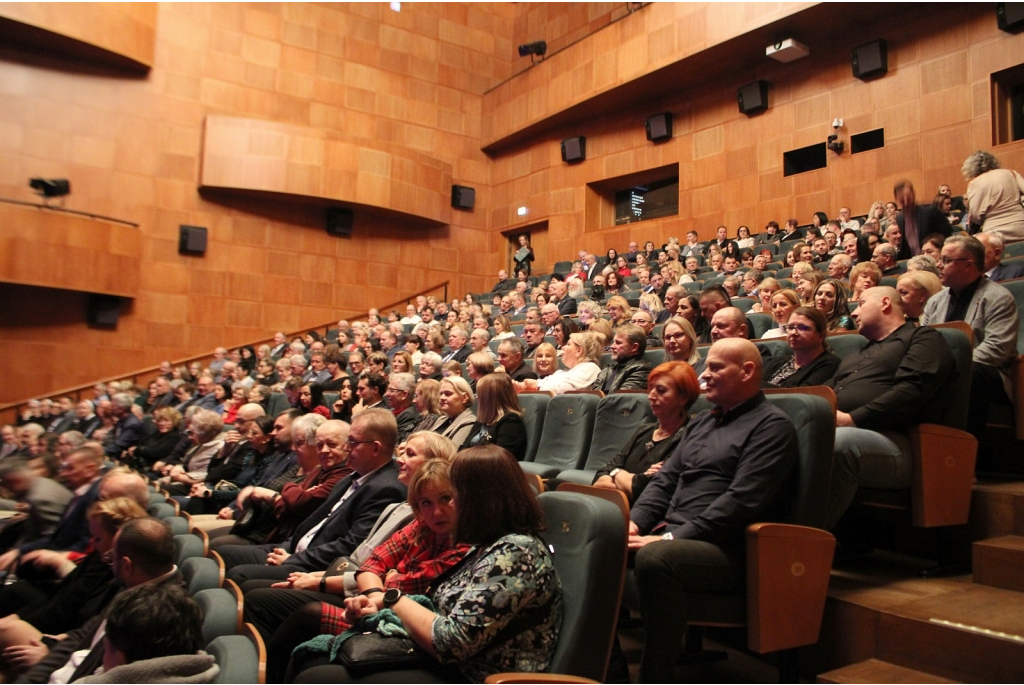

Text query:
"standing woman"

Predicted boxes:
[[963, 150, 1024, 242], [813, 279, 856, 331], [514, 234, 536, 276], [464, 373, 527, 460]]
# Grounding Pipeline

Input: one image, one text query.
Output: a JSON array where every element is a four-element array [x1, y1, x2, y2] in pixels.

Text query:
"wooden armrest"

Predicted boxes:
[[223, 577, 245, 634], [1014, 354, 1024, 441], [241, 623, 267, 685], [565, 390, 604, 398], [745, 523, 835, 654], [909, 424, 977, 527], [207, 549, 226, 586], [190, 526, 210, 556], [484, 674, 598, 684]]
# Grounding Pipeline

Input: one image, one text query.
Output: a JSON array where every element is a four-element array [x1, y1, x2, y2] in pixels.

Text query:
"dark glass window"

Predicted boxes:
[[613, 176, 679, 225]]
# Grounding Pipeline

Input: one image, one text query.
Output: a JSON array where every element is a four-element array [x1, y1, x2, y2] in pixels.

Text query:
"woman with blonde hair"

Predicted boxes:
[[492, 314, 515, 340], [428, 376, 477, 449], [761, 289, 802, 339], [638, 292, 664, 320], [412, 378, 442, 432], [532, 342, 558, 380], [795, 269, 825, 306], [849, 261, 883, 302], [390, 350, 414, 374], [749, 276, 780, 314], [517, 332, 602, 395], [464, 373, 527, 460], [661, 316, 701, 365], [588, 318, 614, 348], [896, 270, 943, 323], [577, 300, 604, 329], [605, 295, 632, 328]]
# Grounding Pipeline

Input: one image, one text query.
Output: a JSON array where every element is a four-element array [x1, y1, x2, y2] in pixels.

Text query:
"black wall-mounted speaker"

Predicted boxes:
[[325, 208, 353, 237], [998, 3, 1024, 32], [178, 225, 207, 255], [851, 40, 888, 80], [646, 113, 673, 142], [87, 295, 121, 327], [451, 185, 475, 210], [561, 136, 586, 164], [737, 80, 770, 115]]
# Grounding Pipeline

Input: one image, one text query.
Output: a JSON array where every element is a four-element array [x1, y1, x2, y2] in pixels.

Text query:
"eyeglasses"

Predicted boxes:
[[940, 257, 972, 266], [345, 437, 376, 448], [780, 323, 814, 333]]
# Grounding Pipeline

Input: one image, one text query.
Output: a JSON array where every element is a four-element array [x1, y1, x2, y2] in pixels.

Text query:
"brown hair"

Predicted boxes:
[[450, 445, 545, 545], [474, 373, 522, 425], [408, 459, 454, 520]]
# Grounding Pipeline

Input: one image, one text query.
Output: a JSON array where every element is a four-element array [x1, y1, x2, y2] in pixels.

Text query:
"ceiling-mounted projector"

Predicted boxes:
[[766, 38, 809, 63]]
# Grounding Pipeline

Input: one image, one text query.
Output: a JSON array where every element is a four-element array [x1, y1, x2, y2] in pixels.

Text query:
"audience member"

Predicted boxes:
[[591, 324, 651, 393], [629, 339, 798, 682], [762, 307, 841, 387]]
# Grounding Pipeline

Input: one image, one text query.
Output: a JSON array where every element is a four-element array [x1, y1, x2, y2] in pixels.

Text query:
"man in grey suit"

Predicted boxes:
[[922, 234, 1019, 444], [0, 458, 73, 547], [179, 375, 219, 412], [978, 232, 1024, 282]]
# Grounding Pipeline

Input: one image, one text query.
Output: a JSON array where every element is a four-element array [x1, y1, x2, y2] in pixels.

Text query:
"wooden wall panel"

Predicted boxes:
[[0, 2, 158, 68], [0, 1, 515, 404], [200, 115, 453, 225], [488, 4, 1024, 264], [0, 204, 141, 297]]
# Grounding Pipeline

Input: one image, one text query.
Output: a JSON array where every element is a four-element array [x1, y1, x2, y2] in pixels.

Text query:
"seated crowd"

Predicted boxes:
[[2, 166, 1023, 683]]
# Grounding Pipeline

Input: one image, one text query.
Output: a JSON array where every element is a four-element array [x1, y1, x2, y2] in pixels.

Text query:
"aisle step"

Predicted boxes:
[[817, 658, 958, 683], [973, 535, 1024, 592]]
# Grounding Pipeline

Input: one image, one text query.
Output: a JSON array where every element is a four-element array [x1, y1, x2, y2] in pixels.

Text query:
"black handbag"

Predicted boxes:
[[335, 630, 431, 675]]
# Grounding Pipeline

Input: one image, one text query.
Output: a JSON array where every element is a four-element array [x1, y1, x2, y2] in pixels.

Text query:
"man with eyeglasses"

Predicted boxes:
[[591, 324, 651, 393], [823, 286, 955, 530], [218, 410, 406, 584], [921, 234, 1018, 449], [630, 311, 662, 348], [384, 373, 419, 444]]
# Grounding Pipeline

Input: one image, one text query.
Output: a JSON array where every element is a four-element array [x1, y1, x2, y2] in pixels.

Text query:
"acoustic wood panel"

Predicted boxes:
[[0, 203, 141, 297], [200, 115, 453, 225], [0, 2, 157, 69]]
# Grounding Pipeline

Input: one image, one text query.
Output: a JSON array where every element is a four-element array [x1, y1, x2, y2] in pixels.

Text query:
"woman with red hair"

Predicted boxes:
[[592, 362, 699, 503]]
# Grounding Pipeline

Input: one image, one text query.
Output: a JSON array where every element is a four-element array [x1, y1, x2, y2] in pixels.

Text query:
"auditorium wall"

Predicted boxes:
[[487, 3, 1024, 262], [5, 2, 1024, 405], [0, 2, 515, 403]]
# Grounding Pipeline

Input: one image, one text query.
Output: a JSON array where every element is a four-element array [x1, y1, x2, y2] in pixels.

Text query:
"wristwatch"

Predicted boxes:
[[609, 468, 621, 479], [383, 587, 403, 608]]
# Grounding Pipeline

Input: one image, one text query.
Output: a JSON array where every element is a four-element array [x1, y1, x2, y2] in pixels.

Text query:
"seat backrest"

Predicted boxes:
[[165, 516, 188, 535], [196, 588, 240, 644], [554, 261, 573, 273], [747, 312, 776, 339], [174, 533, 205, 565], [517, 393, 551, 462], [932, 324, 973, 430], [208, 634, 260, 683], [689, 391, 835, 528], [1006, 242, 1024, 258], [538, 491, 627, 681], [642, 348, 664, 369], [266, 393, 290, 417], [582, 394, 654, 471], [733, 297, 755, 313], [532, 394, 600, 471], [322, 392, 339, 409], [148, 502, 175, 519], [182, 556, 223, 595], [998, 277, 1024, 354]]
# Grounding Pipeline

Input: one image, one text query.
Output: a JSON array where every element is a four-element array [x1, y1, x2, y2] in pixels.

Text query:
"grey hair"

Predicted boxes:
[[389, 372, 416, 393], [906, 255, 940, 276], [962, 150, 1001, 180], [944, 234, 985, 271], [111, 393, 134, 410], [291, 413, 326, 447], [189, 409, 224, 443]]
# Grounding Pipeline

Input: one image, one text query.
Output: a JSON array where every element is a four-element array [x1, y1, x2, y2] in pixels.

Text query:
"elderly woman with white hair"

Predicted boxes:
[[962, 149, 1024, 243]]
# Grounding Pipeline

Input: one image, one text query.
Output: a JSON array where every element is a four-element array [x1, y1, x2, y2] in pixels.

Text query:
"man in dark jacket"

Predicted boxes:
[[591, 325, 651, 393], [824, 286, 956, 529], [894, 180, 952, 259]]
